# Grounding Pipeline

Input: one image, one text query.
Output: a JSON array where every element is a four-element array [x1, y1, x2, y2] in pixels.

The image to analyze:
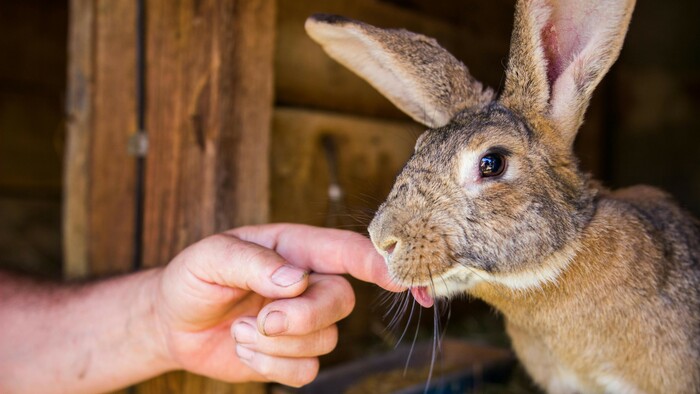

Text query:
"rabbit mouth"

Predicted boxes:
[[410, 286, 434, 308], [405, 264, 477, 306]]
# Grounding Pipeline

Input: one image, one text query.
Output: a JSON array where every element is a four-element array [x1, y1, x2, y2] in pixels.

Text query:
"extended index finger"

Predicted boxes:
[[226, 224, 404, 292]]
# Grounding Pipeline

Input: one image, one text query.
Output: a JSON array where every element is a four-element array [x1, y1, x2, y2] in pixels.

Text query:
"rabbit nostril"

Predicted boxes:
[[383, 240, 398, 255]]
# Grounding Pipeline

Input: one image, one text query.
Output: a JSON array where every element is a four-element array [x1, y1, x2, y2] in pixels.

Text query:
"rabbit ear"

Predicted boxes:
[[500, 0, 635, 146], [305, 14, 493, 128]]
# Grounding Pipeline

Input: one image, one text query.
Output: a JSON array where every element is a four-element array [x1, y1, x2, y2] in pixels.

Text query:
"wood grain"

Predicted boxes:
[[89, 0, 137, 276], [137, 0, 274, 392], [64, 0, 138, 278], [271, 107, 420, 229], [63, 0, 94, 278], [142, 0, 274, 267]]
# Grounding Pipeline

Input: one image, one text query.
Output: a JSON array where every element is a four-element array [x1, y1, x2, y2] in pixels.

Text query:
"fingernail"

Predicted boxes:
[[262, 311, 288, 336], [236, 344, 254, 362], [271, 265, 308, 287], [233, 321, 256, 344]]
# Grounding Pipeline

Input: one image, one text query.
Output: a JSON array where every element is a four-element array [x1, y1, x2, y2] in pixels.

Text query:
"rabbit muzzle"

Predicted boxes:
[[368, 194, 478, 301]]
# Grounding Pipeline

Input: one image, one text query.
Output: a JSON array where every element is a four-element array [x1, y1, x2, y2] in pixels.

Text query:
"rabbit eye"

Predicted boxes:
[[479, 153, 506, 178]]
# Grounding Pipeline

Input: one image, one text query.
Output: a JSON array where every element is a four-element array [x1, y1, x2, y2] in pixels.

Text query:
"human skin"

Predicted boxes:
[[0, 224, 402, 393]]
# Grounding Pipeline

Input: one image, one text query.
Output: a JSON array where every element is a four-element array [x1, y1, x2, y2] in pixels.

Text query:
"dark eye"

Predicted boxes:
[[479, 153, 506, 178]]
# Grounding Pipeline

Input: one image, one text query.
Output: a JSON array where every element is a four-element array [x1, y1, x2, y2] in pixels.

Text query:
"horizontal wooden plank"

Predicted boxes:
[[271, 107, 422, 230]]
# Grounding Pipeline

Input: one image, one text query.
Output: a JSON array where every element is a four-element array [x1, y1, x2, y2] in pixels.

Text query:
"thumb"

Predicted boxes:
[[184, 233, 310, 299]]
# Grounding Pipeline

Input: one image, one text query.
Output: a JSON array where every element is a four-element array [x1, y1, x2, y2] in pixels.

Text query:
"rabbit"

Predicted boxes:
[[305, 0, 700, 393]]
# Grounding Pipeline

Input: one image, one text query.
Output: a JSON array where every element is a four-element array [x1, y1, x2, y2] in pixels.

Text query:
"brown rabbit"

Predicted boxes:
[[306, 1, 700, 393]]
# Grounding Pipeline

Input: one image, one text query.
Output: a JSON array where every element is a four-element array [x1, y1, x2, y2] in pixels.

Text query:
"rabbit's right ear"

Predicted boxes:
[[305, 14, 494, 128], [500, 0, 635, 147]]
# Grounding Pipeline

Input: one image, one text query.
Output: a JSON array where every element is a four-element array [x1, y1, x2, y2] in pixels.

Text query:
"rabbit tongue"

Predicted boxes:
[[410, 286, 434, 308]]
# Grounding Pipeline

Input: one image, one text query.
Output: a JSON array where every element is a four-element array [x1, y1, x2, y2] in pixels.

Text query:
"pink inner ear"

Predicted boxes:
[[540, 1, 592, 87], [541, 22, 563, 86]]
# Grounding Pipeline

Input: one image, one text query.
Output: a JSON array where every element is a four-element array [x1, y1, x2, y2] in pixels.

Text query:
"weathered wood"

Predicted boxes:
[[63, 0, 94, 278], [64, 0, 138, 278], [271, 108, 421, 228], [88, 0, 137, 276], [66, 0, 272, 391], [142, 0, 274, 267], [275, 0, 511, 119], [137, 0, 274, 392]]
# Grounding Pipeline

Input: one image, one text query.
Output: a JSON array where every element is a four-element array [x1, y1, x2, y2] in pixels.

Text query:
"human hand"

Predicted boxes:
[[151, 224, 402, 387]]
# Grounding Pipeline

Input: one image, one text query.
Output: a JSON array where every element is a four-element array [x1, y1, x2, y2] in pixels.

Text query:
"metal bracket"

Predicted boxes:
[[127, 131, 149, 157]]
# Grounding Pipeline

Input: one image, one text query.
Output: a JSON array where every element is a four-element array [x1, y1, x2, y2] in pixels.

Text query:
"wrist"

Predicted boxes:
[[133, 268, 180, 374]]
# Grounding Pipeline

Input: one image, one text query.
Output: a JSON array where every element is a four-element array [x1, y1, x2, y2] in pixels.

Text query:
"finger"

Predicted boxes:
[[182, 233, 310, 299], [235, 346, 320, 388], [227, 224, 405, 292], [254, 274, 354, 337], [232, 317, 338, 357]]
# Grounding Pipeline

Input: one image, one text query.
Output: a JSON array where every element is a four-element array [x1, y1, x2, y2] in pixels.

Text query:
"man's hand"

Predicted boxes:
[[0, 224, 401, 393], [152, 224, 402, 387]]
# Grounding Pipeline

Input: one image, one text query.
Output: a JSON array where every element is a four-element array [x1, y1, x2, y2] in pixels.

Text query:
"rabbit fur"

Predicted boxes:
[[306, 0, 700, 393]]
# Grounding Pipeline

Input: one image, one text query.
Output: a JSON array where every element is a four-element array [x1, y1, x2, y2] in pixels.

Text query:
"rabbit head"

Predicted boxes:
[[305, 0, 635, 303]]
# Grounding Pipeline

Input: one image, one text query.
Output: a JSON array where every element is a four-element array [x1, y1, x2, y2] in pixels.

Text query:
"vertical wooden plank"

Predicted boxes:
[[214, 0, 273, 230], [65, 0, 137, 278], [63, 0, 94, 279], [143, 0, 273, 266], [138, 0, 274, 392], [89, 0, 137, 276]]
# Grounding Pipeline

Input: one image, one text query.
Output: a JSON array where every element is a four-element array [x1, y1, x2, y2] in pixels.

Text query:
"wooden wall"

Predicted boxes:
[[65, 0, 273, 392]]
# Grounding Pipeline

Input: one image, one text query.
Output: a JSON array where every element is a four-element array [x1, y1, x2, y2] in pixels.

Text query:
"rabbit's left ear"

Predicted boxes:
[[305, 14, 493, 128], [501, 0, 635, 146]]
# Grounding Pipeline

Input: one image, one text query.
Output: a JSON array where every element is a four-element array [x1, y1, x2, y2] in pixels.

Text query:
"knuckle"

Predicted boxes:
[[288, 302, 316, 333], [319, 325, 339, 355], [252, 355, 275, 379], [207, 232, 235, 249], [292, 358, 320, 387], [335, 279, 356, 318]]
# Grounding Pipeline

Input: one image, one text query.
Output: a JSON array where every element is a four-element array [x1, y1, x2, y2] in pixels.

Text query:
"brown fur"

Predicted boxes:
[[473, 187, 700, 392], [306, 1, 700, 393]]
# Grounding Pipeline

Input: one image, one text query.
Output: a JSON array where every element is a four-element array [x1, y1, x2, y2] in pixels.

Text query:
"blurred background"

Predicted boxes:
[[0, 0, 698, 392]]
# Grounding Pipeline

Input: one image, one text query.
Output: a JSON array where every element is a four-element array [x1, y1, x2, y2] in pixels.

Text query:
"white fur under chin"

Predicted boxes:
[[595, 374, 642, 394], [431, 243, 580, 298]]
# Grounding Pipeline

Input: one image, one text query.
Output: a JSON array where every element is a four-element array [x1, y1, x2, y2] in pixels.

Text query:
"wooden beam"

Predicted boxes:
[[64, 0, 95, 278], [137, 0, 274, 392], [142, 0, 274, 267], [271, 108, 420, 228], [89, 0, 138, 276], [64, 0, 138, 278]]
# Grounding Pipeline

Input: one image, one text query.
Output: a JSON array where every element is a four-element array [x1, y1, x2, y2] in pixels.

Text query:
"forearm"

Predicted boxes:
[[0, 269, 176, 393]]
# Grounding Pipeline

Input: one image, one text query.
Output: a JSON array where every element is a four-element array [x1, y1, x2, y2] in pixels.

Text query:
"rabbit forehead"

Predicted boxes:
[[417, 105, 532, 162]]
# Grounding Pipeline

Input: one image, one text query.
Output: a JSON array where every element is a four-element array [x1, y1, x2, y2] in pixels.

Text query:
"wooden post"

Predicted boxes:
[[64, 0, 94, 279], [65, 0, 274, 392], [64, 0, 137, 278], [141, 0, 273, 267], [137, 1, 273, 392]]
